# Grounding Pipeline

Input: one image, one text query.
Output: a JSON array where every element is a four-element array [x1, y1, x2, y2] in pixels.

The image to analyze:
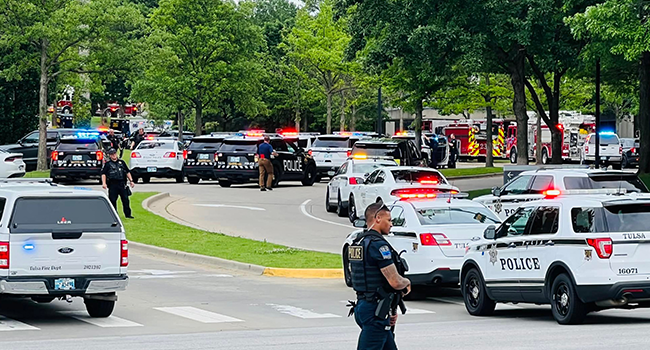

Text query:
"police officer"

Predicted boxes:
[[130, 128, 145, 150], [106, 129, 121, 151], [349, 202, 411, 350], [102, 148, 135, 218], [257, 135, 278, 191]]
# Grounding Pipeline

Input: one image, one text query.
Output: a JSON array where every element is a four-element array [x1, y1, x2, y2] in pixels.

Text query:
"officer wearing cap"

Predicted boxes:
[[348, 202, 411, 350], [101, 148, 135, 218]]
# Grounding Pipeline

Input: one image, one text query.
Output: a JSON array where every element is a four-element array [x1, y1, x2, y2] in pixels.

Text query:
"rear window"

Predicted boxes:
[[57, 140, 99, 151], [10, 197, 121, 233], [353, 162, 396, 174], [564, 175, 648, 193], [391, 170, 445, 184], [416, 207, 500, 225], [189, 140, 224, 150], [313, 137, 350, 148], [603, 204, 650, 232], [589, 134, 619, 145], [352, 144, 402, 158], [137, 142, 173, 150], [219, 141, 259, 153]]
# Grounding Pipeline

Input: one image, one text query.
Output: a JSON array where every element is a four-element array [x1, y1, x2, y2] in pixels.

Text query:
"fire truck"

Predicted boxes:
[[442, 119, 507, 160], [98, 102, 139, 118]]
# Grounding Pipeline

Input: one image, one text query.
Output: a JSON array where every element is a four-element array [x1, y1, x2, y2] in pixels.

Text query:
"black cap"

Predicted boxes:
[[107, 148, 117, 154]]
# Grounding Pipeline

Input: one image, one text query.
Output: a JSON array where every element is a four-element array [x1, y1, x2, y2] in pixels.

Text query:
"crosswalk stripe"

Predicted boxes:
[[0, 316, 39, 331], [59, 311, 143, 328], [266, 304, 341, 319], [154, 307, 244, 323]]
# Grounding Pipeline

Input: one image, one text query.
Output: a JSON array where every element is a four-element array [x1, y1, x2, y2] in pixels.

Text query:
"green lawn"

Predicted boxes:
[[119, 192, 342, 269], [641, 174, 650, 189], [467, 188, 493, 199], [24, 170, 50, 178], [441, 167, 503, 178]]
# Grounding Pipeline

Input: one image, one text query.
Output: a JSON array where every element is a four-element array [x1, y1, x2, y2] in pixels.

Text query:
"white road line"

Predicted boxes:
[[60, 312, 143, 328], [154, 307, 244, 323], [404, 308, 436, 315], [194, 204, 266, 211], [131, 274, 233, 280], [129, 270, 196, 275], [300, 199, 352, 228], [267, 304, 341, 319], [0, 316, 39, 331], [427, 297, 464, 306]]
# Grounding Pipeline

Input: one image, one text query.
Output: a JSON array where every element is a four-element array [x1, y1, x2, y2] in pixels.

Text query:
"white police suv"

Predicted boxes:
[[0, 179, 128, 317], [473, 169, 648, 219], [131, 139, 186, 183], [461, 190, 650, 324]]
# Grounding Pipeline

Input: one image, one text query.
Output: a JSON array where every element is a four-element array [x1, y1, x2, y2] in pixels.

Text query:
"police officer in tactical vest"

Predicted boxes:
[[348, 202, 411, 350], [101, 148, 135, 218]]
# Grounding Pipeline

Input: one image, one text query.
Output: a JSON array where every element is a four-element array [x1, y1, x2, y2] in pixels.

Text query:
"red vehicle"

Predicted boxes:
[[442, 120, 507, 159], [97, 103, 139, 118]]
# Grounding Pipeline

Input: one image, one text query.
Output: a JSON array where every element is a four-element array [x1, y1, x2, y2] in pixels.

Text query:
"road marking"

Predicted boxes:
[[194, 204, 266, 211], [60, 311, 143, 328], [129, 270, 196, 275], [300, 199, 352, 228], [267, 304, 341, 319], [427, 297, 464, 306], [154, 307, 244, 323], [0, 316, 39, 331], [404, 308, 436, 315]]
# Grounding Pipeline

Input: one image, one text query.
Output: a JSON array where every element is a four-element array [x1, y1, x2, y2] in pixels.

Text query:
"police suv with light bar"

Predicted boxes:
[[50, 133, 105, 183], [131, 139, 186, 183], [342, 193, 500, 290], [461, 189, 650, 324], [0, 179, 128, 318], [183, 134, 227, 184]]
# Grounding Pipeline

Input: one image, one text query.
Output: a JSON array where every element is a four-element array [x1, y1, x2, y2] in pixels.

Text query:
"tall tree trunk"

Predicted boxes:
[[339, 91, 345, 132], [639, 51, 650, 173], [485, 75, 494, 168], [550, 74, 562, 164], [415, 98, 423, 150], [37, 40, 49, 171], [536, 115, 542, 164], [177, 108, 184, 142], [326, 91, 332, 134], [295, 108, 301, 132], [195, 102, 203, 136], [509, 49, 529, 165], [351, 104, 357, 131]]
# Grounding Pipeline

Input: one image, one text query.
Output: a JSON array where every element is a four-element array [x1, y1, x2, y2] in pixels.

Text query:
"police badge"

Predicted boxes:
[[493, 200, 503, 214], [489, 244, 498, 265]]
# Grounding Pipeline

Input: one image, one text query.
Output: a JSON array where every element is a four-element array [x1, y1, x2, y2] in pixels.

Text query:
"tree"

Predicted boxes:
[[0, 0, 143, 170]]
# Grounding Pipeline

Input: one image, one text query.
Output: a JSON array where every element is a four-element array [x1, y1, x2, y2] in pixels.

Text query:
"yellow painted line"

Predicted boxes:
[[262, 268, 343, 279]]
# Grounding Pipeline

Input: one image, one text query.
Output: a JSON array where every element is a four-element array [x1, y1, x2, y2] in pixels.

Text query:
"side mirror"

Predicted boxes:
[[353, 219, 366, 228], [484, 225, 496, 240], [491, 187, 502, 197]]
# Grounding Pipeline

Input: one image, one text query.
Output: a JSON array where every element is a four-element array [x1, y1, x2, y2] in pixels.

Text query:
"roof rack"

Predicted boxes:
[[533, 165, 590, 172], [0, 178, 57, 186]]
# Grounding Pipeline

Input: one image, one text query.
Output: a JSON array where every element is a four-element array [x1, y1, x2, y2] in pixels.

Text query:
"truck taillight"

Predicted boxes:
[[51, 151, 59, 161], [121, 240, 129, 267], [0, 242, 9, 269], [183, 150, 188, 159], [96, 151, 104, 161], [587, 238, 612, 259], [420, 233, 451, 246], [131, 152, 141, 158], [619, 146, 623, 155]]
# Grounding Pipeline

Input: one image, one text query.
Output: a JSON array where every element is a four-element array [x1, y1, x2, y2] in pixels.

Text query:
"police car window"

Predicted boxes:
[[286, 142, 297, 153], [57, 140, 100, 151], [599, 134, 619, 145], [298, 139, 308, 148], [337, 162, 349, 175], [527, 206, 559, 235], [366, 169, 381, 183], [353, 162, 395, 174], [390, 206, 406, 227], [23, 132, 39, 143], [137, 142, 173, 150], [271, 140, 288, 152], [391, 170, 444, 184], [416, 207, 500, 225], [530, 175, 554, 194], [352, 144, 401, 159], [602, 203, 650, 232], [313, 137, 349, 148], [571, 207, 606, 233], [219, 141, 258, 152], [564, 175, 648, 193], [10, 197, 121, 233], [501, 175, 532, 195], [47, 132, 58, 142], [497, 207, 534, 237], [0, 197, 5, 222], [375, 171, 386, 184], [189, 140, 223, 150]]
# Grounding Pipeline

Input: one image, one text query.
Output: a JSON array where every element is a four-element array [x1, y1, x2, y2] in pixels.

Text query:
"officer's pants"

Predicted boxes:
[[108, 183, 132, 217], [354, 299, 397, 350], [258, 158, 273, 189]]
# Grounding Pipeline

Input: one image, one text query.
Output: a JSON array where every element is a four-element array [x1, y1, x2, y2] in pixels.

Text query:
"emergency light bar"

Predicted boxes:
[[542, 188, 631, 199]]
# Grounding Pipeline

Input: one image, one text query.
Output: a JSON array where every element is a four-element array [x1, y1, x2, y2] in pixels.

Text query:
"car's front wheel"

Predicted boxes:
[[301, 164, 317, 186], [85, 298, 115, 318], [462, 268, 495, 316], [337, 191, 348, 217], [219, 180, 231, 188], [348, 195, 358, 223], [551, 273, 586, 324], [325, 188, 337, 213], [187, 177, 200, 184]]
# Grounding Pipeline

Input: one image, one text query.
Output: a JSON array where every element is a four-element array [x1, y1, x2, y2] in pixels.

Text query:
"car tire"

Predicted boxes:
[[542, 148, 549, 164], [348, 194, 358, 223], [301, 164, 317, 186], [187, 177, 200, 184], [612, 162, 622, 170], [510, 149, 517, 164], [342, 245, 352, 287], [85, 299, 115, 318], [325, 188, 337, 213], [462, 268, 496, 316], [621, 155, 628, 169], [337, 191, 348, 217], [219, 180, 231, 188], [550, 273, 586, 325], [142, 176, 151, 184], [175, 174, 184, 183], [273, 166, 281, 187]]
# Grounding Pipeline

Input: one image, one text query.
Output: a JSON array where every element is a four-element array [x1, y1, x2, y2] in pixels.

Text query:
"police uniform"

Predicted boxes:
[[349, 229, 401, 350], [102, 157, 132, 217]]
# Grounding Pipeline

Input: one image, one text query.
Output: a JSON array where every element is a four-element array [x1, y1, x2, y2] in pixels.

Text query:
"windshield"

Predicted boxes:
[[416, 207, 501, 225], [564, 175, 648, 193], [352, 144, 401, 158], [219, 141, 259, 152], [189, 140, 224, 150], [137, 142, 173, 150], [353, 162, 396, 174], [57, 141, 99, 151], [313, 137, 350, 148], [391, 170, 445, 184]]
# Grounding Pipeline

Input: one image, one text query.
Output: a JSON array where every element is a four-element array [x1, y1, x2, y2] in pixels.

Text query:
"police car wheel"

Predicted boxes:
[[273, 167, 281, 187], [462, 268, 495, 316], [325, 188, 337, 212], [219, 180, 231, 188], [188, 177, 200, 184], [342, 245, 353, 287], [142, 176, 151, 184], [510, 150, 517, 164], [301, 165, 317, 186], [348, 195, 357, 223], [336, 191, 348, 217], [175, 174, 184, 183], [85, 299, 115, 318], [550, 273, 586, 324], [542, 149, 549, 164]]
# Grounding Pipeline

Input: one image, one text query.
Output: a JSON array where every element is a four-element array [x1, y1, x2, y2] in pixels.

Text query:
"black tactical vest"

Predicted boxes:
[[107, 161, 125, 181], [348, 230, 398, 299]]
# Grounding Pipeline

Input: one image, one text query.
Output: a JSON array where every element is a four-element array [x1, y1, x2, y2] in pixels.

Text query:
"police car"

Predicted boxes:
[[326, 156, 397, 217], [130, 139, 186, 183], [581, 132, 623, 169], [342, 194, 500, 289], [0, 179, 128, 317], [50, 133, 105, 183], [0, 150, 26, 178], [473, 169, 648, 219], [461, 189, 650, 324], [183, 135, 227, 184], [311, 134, 365, 178], [214, 135, 317, 187], [351, 139, 427, 167], [348, 166, 459, 222]]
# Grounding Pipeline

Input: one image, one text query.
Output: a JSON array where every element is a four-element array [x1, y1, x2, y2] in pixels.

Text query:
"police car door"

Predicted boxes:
[[273, 140, 302, 179], [484, 206, 536, 302], [360, 170, 381, 210], [329, 161, 349, 201], [518, 205, 560, 303], [490, 174, 535, 220]]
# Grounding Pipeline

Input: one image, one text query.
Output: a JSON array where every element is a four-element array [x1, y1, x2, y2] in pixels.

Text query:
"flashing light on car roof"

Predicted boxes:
[[394, 131, 409, 136], [599, 131, 616, 136], [353, 154, 367, 160], [556, 124, 564, 131], [399, 193, 438, 199], [420, 179, 439, 185], [97, 126, 109, 132], [281, 130, 298, 137], [392, 188, 461, 200], [543, 189, 561, 198], [146, 135, 156, 140], [75, 132, 100, 139], [246, 130, 264, 137]]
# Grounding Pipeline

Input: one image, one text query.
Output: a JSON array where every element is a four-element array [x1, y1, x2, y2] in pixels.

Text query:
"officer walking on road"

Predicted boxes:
[[257, 135, 278, 192], [102, 148, 135, 218], [348, 202, 411, 350]]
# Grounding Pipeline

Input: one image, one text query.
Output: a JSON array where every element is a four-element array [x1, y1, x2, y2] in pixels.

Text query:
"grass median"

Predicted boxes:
[[441, 167, 502, 178], [120, 192, 343, 269]]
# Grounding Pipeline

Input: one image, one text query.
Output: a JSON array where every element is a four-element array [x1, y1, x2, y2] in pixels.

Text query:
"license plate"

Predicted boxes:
[[54, 278, 75, 291], [198, 153, 210, 160], [601, 156, 608, 160], [72, 155, 83, 161], [228, 156, 242, 165], [147, 167, 157, 172], [324, 153, 333, 158]]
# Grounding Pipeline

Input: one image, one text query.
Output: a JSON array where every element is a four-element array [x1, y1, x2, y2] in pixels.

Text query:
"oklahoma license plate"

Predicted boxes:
[[147, 167, 157, 172], [54, 278, 75, 291], [324, 153, 333, 158], [72, 155, 83, 161], [198, 153, 210, 160], [228, 156, 242, 165]]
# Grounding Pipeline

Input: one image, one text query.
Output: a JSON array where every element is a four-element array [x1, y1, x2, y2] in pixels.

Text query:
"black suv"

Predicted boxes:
[[0, 129, 88, 171], [350, 139, 426, 167], [214, 136, 317, 187], [50, 133, 105, 183], [184, 135, 228, 184]]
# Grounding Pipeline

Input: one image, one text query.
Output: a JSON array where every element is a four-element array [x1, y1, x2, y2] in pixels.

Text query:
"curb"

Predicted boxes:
[[447, 173, 502, 180], [137, 192, 343, 279]]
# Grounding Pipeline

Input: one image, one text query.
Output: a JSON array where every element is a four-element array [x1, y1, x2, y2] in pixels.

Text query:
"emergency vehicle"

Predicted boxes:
[[442, 120, 507, 160], [183, 135, 227, 184], [311, 134, 366, 178], [580, 132, 623, 169], [461, 190, 650, 324], [49, 133, 105, 183], [130, 139, 186, 183]]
